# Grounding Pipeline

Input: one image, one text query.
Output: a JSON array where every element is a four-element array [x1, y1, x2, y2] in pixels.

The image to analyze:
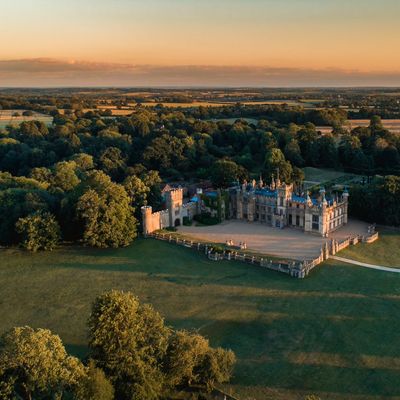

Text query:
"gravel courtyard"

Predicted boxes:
[[177, 219, 369, 260]]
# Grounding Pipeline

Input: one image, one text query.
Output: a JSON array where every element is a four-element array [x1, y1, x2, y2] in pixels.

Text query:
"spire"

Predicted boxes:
[[306, 191, 312, 206], [276, 167, 281, 187], [319, 187, 327, 206], [258, 173, 263, 188]]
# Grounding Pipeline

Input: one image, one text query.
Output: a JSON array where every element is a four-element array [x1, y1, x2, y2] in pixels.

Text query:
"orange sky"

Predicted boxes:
[[1, 0, 400, 86]]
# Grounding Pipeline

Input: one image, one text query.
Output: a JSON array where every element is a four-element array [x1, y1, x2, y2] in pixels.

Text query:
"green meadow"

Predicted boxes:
[[1, 237, 400, 400]]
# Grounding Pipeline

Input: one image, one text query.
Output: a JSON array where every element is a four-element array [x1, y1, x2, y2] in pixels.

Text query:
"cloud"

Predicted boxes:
[[0, 58, 400, 87]]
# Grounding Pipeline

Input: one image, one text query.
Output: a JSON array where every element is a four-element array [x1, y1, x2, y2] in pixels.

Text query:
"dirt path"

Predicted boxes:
[[331, 256, 400, 273]]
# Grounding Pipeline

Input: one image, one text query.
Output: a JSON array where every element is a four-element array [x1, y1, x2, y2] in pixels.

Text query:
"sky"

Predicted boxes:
[[1, 0, 400, 87]]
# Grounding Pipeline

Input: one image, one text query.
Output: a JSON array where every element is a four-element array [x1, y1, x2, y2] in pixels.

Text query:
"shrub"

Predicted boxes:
[[183, 216, 192, 226], [193, 213, 219, 226]]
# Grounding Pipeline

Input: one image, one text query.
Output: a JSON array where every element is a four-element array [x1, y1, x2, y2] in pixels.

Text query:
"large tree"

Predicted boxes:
[[75, 360, 114, 400], [164, 330, 209, 386], [76, 171, 137, 248], [88, 290, 170, 400], [209, 159, 248, 188], [0, 327, 85, 400]]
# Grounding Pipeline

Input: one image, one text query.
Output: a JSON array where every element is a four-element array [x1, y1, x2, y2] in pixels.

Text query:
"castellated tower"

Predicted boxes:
[[275, 182, 293, 227], [165, 188, 184, 227], [141, 205, 154, 235]]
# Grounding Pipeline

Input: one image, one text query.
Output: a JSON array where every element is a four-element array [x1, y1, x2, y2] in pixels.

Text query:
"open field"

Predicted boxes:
[[0, 110, 53, 128], [2, 236, 400, 400], [177, 219, 369, 260], [302, 167, 363, 189], [317, 119, 400, 134], [126, 100, 321, 108], [338, 228, 400, 268], [207, 117, 259, 125], [347, 119, 400, 133]]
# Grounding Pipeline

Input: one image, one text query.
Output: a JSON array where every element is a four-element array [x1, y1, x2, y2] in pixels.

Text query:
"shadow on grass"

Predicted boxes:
[[166, 317, 400, 397], [65, 343, 89, 359]]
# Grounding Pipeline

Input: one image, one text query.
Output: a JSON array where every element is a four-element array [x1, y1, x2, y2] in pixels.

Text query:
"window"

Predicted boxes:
[[312, 215, 319, 230]]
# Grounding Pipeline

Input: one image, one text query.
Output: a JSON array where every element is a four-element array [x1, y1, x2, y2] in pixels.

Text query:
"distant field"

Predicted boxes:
[[317, 119, 400, 134], [1, 237, 400, 399], [124, 99, 321, 108], [208, 117, 259, 125], [347, 119, 400, 133], [0, 110, 53, 128], [303, 167, 358, 183]]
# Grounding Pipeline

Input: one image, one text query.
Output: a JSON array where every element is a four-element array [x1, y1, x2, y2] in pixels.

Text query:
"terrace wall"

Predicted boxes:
[[146, 224, 379, 279]]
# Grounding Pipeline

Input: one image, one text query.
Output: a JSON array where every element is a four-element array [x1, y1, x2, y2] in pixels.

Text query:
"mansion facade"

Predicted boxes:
[[142, 178, 349, 237], [229, 177, 349, 236]]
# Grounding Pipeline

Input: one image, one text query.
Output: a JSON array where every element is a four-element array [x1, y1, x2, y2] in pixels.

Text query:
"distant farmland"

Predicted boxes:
[[0, 110, 53, 129], [317, 119, 400, 134]]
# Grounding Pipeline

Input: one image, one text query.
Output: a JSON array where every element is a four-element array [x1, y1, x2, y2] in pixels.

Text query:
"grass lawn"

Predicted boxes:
[[1, 239, 400, 399], [303, 167, 352, 183], [338, 228, 400, 268]]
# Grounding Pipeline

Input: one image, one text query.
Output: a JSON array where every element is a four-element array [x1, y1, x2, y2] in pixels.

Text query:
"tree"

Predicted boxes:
[[264, 148, 293, 183], [52, 161, 80, 192], [99, 147, 126, 181], [75, 360, 114, 400], [0, 326, 85, 400], [16, 211, 60, 252], [88, 290, 170, 400], [195, 347, 236, 391], [70, 153, 95, 171], [76, 171, 137, 248], [209, 159, 248, 188], [317, 134, 338, 167], [123, 175, 150, 208], [164, 330, 210, 386], [284, 139, 304, 167]]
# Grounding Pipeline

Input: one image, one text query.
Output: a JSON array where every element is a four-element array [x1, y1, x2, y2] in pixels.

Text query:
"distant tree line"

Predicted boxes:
[[0, 103, 400, 252]]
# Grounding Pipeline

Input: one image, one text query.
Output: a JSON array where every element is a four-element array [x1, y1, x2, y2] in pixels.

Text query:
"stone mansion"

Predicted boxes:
[[229, 177, 348, 236], [142, 177, 349, 237]]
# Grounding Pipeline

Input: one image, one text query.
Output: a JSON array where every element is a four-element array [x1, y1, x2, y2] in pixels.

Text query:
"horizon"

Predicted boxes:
[[1, 0, 400, 86]]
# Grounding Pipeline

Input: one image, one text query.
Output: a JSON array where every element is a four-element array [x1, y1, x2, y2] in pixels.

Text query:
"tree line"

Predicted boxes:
[[0, 106, 400, 252]]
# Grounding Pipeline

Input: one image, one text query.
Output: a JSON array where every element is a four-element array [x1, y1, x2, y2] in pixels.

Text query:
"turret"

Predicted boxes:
[[141, 205, 153, 235]]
